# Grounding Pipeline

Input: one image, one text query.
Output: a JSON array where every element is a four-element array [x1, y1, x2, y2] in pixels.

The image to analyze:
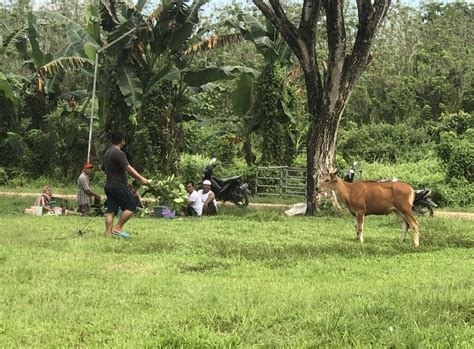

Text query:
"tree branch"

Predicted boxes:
[[342, 0, 390, 94], [253, 0, 302, 63], [300, 0, 322, 32], [325, 0, 346, 110]]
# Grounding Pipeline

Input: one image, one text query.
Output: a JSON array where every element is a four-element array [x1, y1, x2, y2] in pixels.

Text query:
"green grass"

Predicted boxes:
[[0, 198, 472, 347]]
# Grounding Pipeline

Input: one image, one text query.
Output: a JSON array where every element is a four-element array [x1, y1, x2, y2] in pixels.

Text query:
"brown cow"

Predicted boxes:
[[317, 171, 420, 247]]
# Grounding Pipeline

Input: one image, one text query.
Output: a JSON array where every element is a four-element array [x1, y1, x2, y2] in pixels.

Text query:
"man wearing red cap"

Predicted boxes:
[[77, 163, 101, 215]]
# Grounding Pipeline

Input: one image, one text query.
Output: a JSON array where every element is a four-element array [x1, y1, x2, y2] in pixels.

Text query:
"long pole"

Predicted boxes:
[[87, 52, 99, 163], [86, 27, 138, 163]]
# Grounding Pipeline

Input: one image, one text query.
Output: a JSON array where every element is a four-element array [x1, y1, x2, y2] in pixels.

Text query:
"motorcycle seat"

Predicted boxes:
[[415, 189, 431, 199], [218, 176, 241, 185]]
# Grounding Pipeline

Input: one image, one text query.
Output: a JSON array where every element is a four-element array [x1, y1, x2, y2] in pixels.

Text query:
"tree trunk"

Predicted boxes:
[[242, 135, 256, 166], [305, 99, 344, 214], [303, 68, 321, 215], [253, 0, 391, 214]]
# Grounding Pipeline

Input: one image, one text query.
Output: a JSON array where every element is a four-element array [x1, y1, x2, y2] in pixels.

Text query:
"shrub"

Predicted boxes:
[[177, 153, 210, 184], [346, 159, 444, 188], [0, 167, 8, 186], [141, 175, 187, 211], [431, 178, 474, 207], [338, 122, 435, 163], [437, 131, 474, 183]]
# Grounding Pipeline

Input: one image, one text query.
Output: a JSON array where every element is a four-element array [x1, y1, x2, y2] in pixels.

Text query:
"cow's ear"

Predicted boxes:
[[329, 168, 338, 180]]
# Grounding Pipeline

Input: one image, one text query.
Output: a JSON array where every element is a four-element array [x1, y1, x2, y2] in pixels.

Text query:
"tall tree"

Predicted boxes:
[[253, 0, 390, 214]]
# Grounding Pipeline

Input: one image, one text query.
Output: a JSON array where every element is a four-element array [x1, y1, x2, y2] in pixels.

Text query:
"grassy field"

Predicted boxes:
[[0, 197, 472, 347]]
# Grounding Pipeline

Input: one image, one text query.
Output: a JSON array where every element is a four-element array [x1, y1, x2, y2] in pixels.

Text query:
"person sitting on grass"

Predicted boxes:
[[183, 181, 202, 216], [198, 180, 217, 215], [35, 186, 80, 216]]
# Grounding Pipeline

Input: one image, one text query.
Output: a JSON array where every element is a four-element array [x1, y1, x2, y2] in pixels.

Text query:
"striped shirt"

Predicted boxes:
[[77, 172, 91, 206]]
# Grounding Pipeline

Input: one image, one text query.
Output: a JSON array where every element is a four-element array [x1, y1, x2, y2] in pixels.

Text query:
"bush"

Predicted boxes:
[[0, 167, 8, 186], [141, 175, 187, 211], [437, 131, 474, 183], [431, 178, 474, 208], [338, 122, 435, 163], [177, 153, 210, 185], [359, 159, 445, 188]]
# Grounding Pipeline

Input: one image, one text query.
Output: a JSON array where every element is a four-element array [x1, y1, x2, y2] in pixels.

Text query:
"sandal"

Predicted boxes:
[[112, 230, 130, 238]]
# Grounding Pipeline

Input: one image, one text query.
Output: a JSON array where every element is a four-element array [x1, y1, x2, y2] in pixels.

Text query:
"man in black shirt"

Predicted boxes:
[[103, 130, 150, 237]]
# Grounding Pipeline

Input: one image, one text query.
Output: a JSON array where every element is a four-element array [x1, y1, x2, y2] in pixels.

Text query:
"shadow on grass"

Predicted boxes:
[[209, 234, 473, 262], [177, 260, 233, 273]]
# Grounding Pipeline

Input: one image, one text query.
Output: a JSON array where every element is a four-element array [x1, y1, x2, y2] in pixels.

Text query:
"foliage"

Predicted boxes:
[[435, 111, 474, 183], [431, 178, 474, 208], [359, 159, 445, 188], [177, 153, 210, 184], [437, 131, 474, 183], [338, 121, 436, 163], [141, 174, 187, 211], [254, 64, 297, 165]]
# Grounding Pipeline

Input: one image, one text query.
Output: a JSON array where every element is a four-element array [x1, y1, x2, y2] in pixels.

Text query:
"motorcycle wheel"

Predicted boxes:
[[428, 207, 434, 217], [413, 205, 434, 217], [233, 188, 249, 208]]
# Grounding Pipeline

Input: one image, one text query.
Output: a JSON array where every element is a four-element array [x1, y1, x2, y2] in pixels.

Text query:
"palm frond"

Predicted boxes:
[[2, 27, 28, 52], [148, 4, 163, 20], [184, 33, 242, 55], [99, 0, 120, 31], [37, 56, 93, 79]]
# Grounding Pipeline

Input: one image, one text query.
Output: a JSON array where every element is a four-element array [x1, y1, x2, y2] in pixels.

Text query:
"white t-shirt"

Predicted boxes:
[[198, 189, 217, 210], [188, 190, 203, 216]]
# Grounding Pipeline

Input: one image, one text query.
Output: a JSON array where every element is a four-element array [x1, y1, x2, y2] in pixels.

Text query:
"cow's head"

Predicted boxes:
[[317, 168, 339, 193]]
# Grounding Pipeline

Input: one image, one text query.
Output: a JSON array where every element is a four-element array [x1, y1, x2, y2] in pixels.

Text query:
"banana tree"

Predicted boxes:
[[223, 13, 301, 165], [93, 0, 260, 173], [1, 11, 94, 131], [28, 0, 258, 172]]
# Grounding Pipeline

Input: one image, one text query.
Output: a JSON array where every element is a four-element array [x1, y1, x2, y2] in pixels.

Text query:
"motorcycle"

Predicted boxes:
[[202, 158, 250, 207], [343, 161, 437, 216], [413, 189, 437, 217], [343, 161, 362, 183]]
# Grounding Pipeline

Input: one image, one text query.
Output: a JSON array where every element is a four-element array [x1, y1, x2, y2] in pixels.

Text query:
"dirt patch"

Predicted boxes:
[[434, 211, 474, 221], [0, 191, 76, 199]]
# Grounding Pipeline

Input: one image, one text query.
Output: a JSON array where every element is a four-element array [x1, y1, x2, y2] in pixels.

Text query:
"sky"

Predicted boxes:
[[0, 0, 457, 13]]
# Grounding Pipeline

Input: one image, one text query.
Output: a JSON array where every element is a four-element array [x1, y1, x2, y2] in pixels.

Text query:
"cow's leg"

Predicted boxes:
[[395, 211, 409, 242], [400, 208, 420, 247], [406, 213, 419, 247], [401, 220, 409, 242], [356, 213, 364, 243]]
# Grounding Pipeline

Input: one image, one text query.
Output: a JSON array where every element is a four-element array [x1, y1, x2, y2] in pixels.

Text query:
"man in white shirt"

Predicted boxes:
[[184, 181, 203, 216], [198, 180, 217, 215]]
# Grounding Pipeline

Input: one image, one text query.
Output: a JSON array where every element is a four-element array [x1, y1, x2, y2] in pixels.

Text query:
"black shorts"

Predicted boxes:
[[104, 186, 137, 214]]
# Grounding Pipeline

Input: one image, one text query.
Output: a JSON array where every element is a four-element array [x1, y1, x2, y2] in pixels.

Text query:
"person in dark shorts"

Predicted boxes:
[[129, 180, 144, 208], [103, 130, 150, 237]]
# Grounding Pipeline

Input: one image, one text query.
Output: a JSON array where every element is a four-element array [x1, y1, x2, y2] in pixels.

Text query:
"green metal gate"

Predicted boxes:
[[255, 166, 306, 197]]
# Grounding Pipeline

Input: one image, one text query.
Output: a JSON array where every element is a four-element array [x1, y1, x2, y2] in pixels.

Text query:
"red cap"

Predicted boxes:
[[83, 163, 93, 169]]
